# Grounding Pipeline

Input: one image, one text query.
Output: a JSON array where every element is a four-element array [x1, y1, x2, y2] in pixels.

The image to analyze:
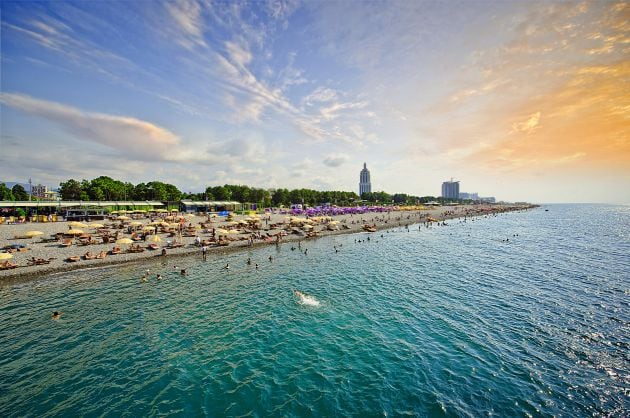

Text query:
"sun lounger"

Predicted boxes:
[[0, 261, 19, 270], [27, 257, 55, 266], [60, 238, 73, 247]]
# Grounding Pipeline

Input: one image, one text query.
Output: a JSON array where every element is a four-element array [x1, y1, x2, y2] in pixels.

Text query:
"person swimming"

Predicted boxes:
[[293, 290, 320, 306], [52, 311, 63, 320], [223, 263, 229, 270], [180, 268, 187, 275]]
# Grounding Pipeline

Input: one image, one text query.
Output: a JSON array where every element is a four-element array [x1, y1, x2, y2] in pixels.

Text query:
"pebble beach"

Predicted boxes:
[[0, 204, 529, 281]]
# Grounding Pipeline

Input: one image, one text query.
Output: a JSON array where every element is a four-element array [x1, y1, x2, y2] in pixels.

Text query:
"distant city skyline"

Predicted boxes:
[[1, 1, 628, 203]]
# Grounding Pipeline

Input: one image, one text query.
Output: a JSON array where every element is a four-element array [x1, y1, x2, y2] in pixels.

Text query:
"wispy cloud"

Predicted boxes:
[[165, 0, 208, 49], [511, 112, 541, 134], [0, 93, 180, 161]]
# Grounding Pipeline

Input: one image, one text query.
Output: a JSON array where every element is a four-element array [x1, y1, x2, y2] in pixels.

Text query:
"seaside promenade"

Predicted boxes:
[[0, 204, 532, 281]]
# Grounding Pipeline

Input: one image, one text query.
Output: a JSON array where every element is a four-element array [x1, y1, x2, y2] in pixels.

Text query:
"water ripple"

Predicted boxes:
[[1, 204, 628, 416]]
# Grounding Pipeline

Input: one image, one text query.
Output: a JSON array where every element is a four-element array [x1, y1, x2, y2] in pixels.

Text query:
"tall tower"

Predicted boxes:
[[441, 178, 460, 199], [359, 163, 372, 196]]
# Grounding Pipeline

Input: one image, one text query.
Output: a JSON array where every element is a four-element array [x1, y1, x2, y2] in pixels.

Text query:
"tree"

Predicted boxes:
[[0, 183, 14, 201], [59, 179, 83, 200], [12, 184, 29, 200]]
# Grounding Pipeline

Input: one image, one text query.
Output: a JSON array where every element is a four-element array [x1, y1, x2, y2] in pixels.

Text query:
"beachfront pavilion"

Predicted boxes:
[[0, 201, 166, 222], [180, 200, 243, 214]]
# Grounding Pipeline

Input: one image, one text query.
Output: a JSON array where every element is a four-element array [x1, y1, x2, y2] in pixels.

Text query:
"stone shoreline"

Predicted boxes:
[[0, 204, 535, 283]]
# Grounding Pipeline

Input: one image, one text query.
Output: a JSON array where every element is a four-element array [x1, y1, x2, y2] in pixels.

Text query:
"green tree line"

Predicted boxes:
[[3, 177, 455, 206], [0, 183, 29, 201]]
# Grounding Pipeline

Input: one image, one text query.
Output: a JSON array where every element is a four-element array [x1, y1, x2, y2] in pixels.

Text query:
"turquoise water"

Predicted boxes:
[[1, 204, 628, 416]]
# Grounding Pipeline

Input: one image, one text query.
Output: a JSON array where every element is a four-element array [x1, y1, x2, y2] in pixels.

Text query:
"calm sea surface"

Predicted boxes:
[[1, 204, 628, 417]]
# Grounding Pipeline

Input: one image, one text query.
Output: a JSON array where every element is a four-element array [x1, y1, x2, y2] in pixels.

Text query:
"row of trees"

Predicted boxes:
[[182, 186, 360, 208], [3, 177, 457, 207], [59, 177, 182, 202], [0, 183, 30, 201]]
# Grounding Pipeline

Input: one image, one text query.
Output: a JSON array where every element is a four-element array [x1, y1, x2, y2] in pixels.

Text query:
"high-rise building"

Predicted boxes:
[[359, 163, 372, 196], [441, 179, 459, 199]]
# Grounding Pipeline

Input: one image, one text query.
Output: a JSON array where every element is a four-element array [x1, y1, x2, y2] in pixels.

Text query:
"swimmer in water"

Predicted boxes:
[[223, 263, 229, 270], [293, 290, 320, 306], [180, 268, 187, 275], [247, 257, 251, 265], [52, 311, 63, 320], [156, 274, 162, 280]]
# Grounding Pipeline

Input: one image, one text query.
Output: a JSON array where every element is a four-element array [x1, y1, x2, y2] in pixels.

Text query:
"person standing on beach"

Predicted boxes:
[[202, 245, 208, 261]]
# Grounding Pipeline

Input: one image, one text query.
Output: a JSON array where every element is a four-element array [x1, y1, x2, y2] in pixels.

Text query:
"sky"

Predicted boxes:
[[1, 0, 628, 203]]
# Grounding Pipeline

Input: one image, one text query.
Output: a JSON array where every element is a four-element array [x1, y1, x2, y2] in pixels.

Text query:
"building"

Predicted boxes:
[[441, 179, 460, 199], [31, 184, 48, 199], [459, 192, 479, 200], [359, 163, 372, 196]]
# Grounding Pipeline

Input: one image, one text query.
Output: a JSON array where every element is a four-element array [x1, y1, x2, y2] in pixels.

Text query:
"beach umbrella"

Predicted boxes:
[[143, 226, 156, 232], [68, 221, 88, 228], [110, 210, 119, 214], [116, 238, 134, 244], [129, 221, 143, 226], [24, 230, 44, 237], [88, 223, 105, 228], [117, 215, 130, 221], [149, 235, 162, 242], [0, 253, 13, 260], [155, 208, 168, 213], [216, 228, 228, 235], [66, 229, 84, 235], [227, 229, 240, 235]]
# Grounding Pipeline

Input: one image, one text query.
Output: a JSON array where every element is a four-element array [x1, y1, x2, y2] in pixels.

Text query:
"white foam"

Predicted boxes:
[[296, 292, 320, 307]]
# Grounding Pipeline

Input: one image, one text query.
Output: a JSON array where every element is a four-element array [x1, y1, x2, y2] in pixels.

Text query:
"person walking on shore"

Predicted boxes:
[[202, 245, 208, 261]]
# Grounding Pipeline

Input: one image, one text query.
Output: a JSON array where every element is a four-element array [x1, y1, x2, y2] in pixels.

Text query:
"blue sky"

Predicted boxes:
[[1, 0, 628, 203]]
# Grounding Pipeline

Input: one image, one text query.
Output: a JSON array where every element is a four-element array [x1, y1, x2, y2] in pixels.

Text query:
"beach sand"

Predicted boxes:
[[0, 204, 532, 282]]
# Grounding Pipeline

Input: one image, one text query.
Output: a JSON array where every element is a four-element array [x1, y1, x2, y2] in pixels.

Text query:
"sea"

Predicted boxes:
[[1, 204, 628, 417]]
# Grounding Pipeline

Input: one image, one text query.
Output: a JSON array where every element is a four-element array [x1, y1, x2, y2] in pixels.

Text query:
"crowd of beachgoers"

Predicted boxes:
[[0, 204, 534, 281]]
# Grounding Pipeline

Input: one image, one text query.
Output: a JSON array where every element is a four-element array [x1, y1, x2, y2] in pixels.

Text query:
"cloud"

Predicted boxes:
[[165, 0, 208, 49], [302, 86, 338, 106], [466, 60, 630, 172], [323, 154, 349, 167], [0, 93, 181, 161], [511, 112, 541, 134]]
